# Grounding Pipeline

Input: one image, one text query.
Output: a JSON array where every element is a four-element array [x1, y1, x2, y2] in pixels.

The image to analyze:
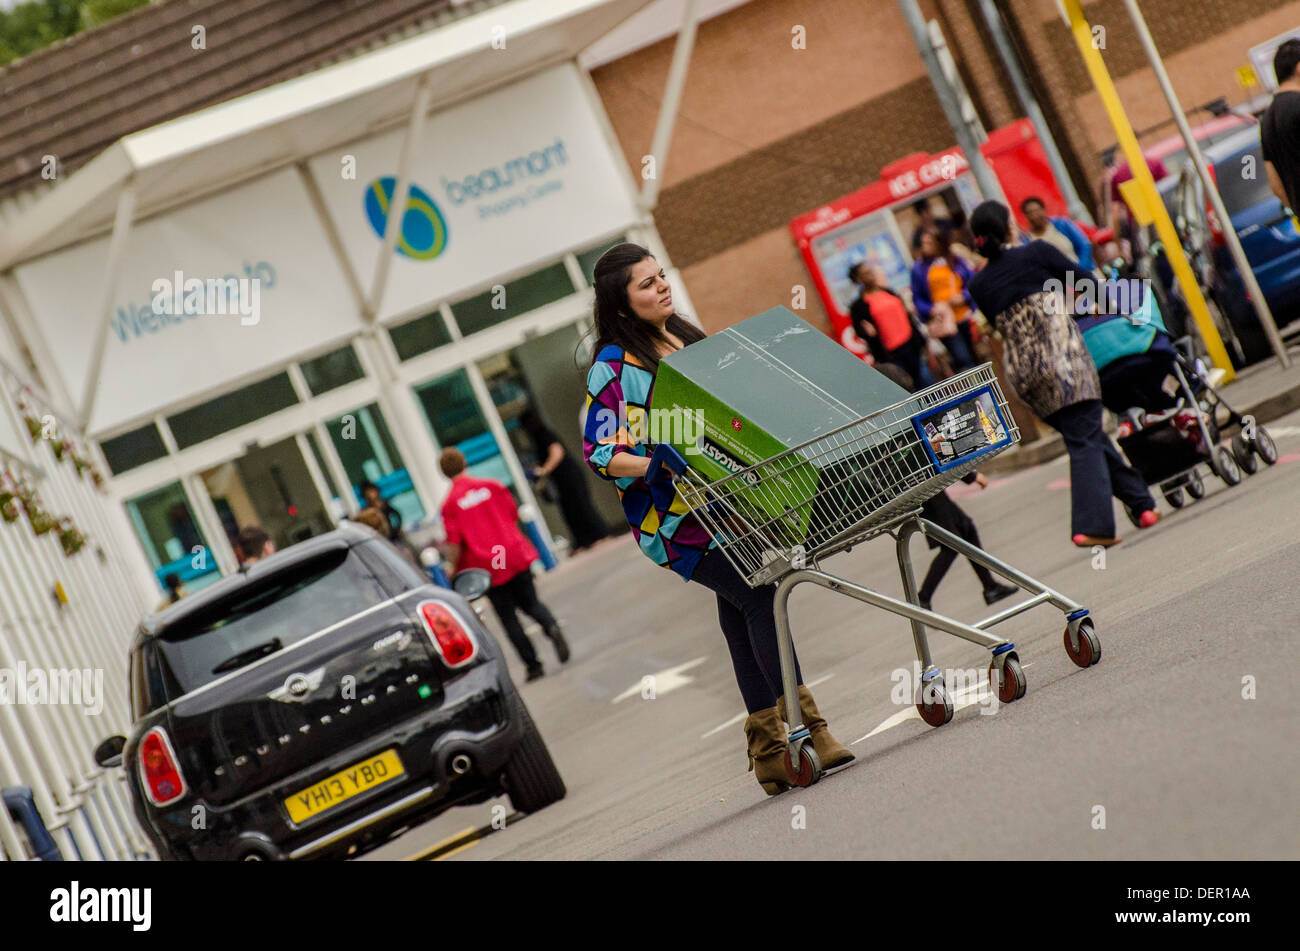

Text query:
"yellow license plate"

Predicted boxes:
[[285, 750, 405, 824]]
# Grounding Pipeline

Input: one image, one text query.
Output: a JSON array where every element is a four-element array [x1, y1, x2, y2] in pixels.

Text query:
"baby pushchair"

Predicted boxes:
[[1078, 278, 1279, 519]]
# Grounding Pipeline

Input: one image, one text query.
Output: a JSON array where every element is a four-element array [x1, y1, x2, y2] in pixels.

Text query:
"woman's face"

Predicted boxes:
[[919, 232, 939, 258], [624, 257, 674, 325]]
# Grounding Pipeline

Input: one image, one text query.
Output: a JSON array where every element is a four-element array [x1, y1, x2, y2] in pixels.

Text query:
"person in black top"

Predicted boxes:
[[1263, 39, 1300, 213], [519, 408, 609, 553], [966, 200, 1156, 549]]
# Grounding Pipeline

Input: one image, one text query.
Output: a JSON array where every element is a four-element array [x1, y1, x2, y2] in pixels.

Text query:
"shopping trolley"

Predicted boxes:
[[647, 364, 1102, 788]]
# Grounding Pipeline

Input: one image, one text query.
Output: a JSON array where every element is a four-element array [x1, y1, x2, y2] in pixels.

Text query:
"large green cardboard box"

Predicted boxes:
[[653, 306, 924, 550]]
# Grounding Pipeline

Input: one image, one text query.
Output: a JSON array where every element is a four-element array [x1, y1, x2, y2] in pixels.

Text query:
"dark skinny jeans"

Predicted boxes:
[[689, 549, 804, 714]]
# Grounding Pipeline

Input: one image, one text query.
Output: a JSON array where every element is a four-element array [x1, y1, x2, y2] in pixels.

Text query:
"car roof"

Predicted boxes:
[[134, 522, 379, 647], [1142, 115, 1253, 161], [1196, 124, 1263, 162]]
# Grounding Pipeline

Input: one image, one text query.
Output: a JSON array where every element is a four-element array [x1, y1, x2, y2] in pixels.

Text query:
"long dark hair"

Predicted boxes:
[[588, 242, 704, 373], [970, 200, 1012, 261]]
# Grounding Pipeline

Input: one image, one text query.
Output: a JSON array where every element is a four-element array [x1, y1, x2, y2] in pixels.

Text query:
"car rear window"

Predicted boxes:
[[154, 548, 390, 696], [1215, 147, 1273, 216]]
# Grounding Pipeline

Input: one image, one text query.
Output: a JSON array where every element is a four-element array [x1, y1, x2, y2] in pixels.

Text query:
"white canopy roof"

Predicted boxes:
[[0, 0, 656, 270]]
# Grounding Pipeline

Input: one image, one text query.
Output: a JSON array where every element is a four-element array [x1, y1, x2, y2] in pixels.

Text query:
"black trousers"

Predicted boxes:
[[552, 458, 609, 550], [917, 491, 997, 601], [1044, 399, 1154, 538], [689, 549, 803, 714], [486, 569, 558, 669]]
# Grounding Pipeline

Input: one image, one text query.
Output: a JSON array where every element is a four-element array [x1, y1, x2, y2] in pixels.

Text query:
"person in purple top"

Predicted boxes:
[[582, 243, 853, 795]]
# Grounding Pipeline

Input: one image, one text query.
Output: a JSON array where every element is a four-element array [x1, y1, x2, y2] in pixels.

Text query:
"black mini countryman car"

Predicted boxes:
[[94, 523, 565, 861]]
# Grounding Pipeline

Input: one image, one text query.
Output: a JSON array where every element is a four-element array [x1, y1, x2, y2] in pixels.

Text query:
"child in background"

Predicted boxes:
[[875, 363, 1018, 612]]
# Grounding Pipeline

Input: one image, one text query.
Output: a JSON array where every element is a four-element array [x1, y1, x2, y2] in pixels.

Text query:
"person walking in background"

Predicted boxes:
[[1021, 196, 1095, 272], [911, 228, 977, 372], [966, 200, 1158, 548], [438, 447, 569, 681], [237, 525, 276, 566], [1263, 39, 1300, 213], [875, 364, 1017, 611], [518, 408, 610, 553], [847, 263, 931, 388], [155, 572, 188, 611], [358, 479, 402, 543], [583, 242, 853, 795], [910, 198, 954, 252]]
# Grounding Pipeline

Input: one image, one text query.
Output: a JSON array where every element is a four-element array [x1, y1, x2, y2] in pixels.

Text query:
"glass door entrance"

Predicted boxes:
[[200, 436, 334, 554]]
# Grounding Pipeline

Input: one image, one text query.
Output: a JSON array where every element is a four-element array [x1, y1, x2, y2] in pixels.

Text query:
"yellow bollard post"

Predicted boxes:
[[1060, 0, 1234, 381]]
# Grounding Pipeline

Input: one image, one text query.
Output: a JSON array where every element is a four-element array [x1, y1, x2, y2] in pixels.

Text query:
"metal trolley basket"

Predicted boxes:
[[653, 365, 1103, 788]]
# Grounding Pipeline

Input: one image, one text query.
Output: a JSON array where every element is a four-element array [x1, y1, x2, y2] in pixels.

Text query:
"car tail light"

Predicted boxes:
[[419, 601, 477, 668], [139, 727, 187, 807], [1203, 164, 1225, 244]]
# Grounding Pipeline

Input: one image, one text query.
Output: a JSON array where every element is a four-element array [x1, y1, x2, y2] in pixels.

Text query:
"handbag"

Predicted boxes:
[[533, 474, 560, 504]]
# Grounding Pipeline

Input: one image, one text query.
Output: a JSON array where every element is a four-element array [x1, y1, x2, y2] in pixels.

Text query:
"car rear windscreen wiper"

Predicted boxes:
[[211, 638, 283, 675]]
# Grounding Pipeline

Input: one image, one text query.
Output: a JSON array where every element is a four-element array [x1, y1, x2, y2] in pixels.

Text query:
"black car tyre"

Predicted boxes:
[[502, 693, 566, 814]]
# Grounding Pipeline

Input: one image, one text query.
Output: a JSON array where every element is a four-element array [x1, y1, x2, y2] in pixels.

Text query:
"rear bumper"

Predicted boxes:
[[143, 662, 522, 861]]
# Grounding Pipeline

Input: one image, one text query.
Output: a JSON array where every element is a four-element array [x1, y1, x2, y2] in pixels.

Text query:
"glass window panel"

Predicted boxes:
[[166, 373, 298, 450], [299, 345, 364, 395], [100, 423, 168, 475], [450, 263, 574, 337], [325, 403, 425, 524], [577, 235, 628, 285], [413, 369, 513, 487], [389, 309, 454, 361], [124, 482, 221, 590]]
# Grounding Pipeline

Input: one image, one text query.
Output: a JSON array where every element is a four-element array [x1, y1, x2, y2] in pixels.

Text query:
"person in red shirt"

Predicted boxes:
[[438, 448, 569, 681]]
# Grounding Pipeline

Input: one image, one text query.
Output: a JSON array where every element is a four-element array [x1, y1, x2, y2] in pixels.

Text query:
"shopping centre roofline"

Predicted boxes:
[[0, 0, 655, 273]]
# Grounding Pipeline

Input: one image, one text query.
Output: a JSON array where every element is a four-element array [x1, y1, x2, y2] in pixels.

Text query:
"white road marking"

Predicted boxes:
[[698, 674, 834, 738], [850, 663, 1033, 744], [611, 657, 708, 703]]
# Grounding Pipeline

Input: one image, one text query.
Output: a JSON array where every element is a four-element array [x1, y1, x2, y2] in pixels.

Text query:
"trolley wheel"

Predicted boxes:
[[783, 744, 822, 787], [1162, 487, 1185, 509], [1231, 433, 1259, 475], [915, 679, 954, 728], [989, 655, 1026, 703], [1252, 427, 1279, 466], [1213, 445, 1242, 486], [1185, 470, 1206, 500], [1064, 619, 1101, 668]]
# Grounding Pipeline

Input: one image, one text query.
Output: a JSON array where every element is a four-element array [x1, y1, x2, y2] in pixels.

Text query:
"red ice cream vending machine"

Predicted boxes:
[[790, 119, 1070, 360]]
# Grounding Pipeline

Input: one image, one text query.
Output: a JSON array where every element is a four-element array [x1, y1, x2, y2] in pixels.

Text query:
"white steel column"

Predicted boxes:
[[638, 0, 701, 211], [79, 181, 138, 431]]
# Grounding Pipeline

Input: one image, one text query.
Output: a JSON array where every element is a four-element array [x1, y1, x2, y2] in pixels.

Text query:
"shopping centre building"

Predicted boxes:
[[0, 0, 1295, 599]]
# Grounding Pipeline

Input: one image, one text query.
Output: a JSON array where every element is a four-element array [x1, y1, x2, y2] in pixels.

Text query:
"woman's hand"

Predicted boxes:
[[973, 472, 989, 489], [606, 452, 652, 480]]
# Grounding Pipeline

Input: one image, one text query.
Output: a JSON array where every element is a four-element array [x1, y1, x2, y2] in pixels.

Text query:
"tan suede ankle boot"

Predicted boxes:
[[743, 707, 791, 795], [775, 685, 855, 770]]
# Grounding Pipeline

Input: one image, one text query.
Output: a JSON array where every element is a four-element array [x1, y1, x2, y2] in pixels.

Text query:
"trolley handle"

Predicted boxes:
[[646, 443, 689, 486]]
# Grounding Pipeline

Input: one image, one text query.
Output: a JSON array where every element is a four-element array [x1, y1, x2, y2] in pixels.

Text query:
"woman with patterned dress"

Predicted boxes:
[[966, 201, 1158, 548], [582, 243, 853, 795]]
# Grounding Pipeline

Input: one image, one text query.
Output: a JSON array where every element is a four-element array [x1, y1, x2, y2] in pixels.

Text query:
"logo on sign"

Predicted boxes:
[[364, 178, 449, 261]]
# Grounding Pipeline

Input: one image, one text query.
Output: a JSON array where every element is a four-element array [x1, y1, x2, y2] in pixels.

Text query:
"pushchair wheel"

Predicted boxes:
[[1251, 427, 1279, 466], [1231, 434, 1259, 476], [990, 655, 1026, 703], [1064, 619, 1101, 668], [915, 678, 954, 727], [783, 744, 822, 787], [1162, 487, 1185, 509], [1213, 445, 1242, 486], [1185, 470, 1206, 499]]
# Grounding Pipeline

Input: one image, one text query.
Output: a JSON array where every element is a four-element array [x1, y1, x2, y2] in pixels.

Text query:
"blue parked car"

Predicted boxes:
[[1164, 124, 1300, 365]]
